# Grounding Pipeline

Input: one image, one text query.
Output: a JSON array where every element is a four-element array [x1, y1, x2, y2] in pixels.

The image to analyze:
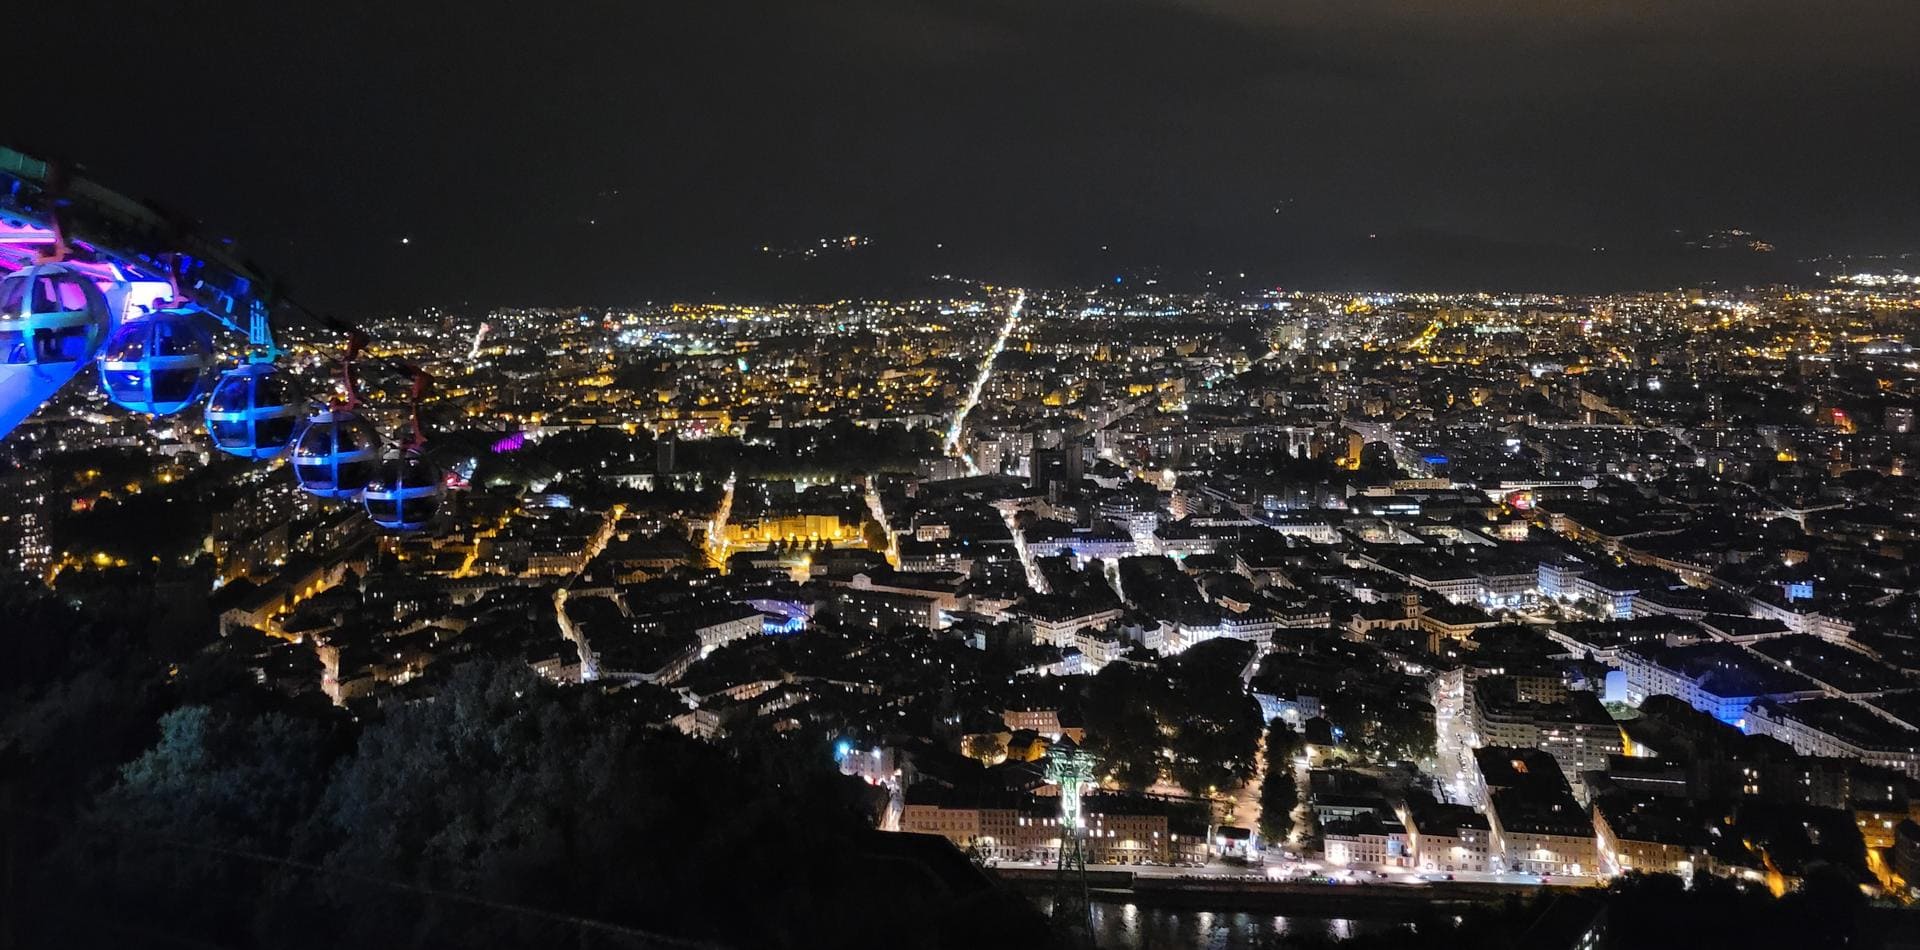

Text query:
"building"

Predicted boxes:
[[1618, 642, 1822, 726], [1027, 601, 1125, 649], [625, 604, 764, 653], [898, 784, 1207, 866], [1473, 747, 1600, 876], [1401, 797, 1494, 873], [1468, 676, 1624, 802], [1591, 794, 1716, 877], [1746, 698, 1920, 780], [1002, 704, 1084, 743], [1323, 813, 1412, 868]]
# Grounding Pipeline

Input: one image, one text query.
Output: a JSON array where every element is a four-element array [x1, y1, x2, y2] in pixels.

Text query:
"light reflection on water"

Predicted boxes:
[[1033, 897, 1398, 949]]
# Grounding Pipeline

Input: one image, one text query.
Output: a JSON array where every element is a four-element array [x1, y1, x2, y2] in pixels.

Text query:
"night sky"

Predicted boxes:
[[8, 1, 1918, 310]]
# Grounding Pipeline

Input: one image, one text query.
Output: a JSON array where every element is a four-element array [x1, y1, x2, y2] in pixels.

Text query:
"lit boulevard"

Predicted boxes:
[[946, 289, 1025, 473]]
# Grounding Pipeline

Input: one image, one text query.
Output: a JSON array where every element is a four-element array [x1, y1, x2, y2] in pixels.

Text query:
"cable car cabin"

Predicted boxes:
[[364, 454, 442, 531], [97, 309, 215, 414], [206, 363, 304, 459], [0, 264, 111, 366], [291, 408, 380, 499]]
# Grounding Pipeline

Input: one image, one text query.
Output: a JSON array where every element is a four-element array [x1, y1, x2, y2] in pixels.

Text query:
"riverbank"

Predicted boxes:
[[995, 865, 1578, 917]]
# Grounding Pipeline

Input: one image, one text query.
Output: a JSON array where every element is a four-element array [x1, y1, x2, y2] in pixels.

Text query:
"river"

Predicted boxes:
[[1029, 896, 1404, 949]]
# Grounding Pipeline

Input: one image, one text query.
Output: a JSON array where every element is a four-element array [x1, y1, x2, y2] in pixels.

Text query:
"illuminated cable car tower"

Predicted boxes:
[[1046, 743, 1096, 941]]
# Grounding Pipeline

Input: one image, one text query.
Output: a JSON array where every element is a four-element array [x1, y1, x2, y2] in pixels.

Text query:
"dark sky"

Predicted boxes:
[[7, 1, 1918, 310]]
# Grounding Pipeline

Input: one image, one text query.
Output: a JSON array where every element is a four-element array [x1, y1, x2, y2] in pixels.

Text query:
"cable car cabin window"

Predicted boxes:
[[1, 268, 110, 365], [255, 414, 298, 449], [0, 275, 38, 312], [152, 365, 200, 403], [295, 461, 336, 489], [101, 367, 143, 392], [4, 321, 93, 364], [255, 373, 295, 406], [209, 417, 248, 446], [336, 424, 370, 453], [53, 279, 90, 309], [153, 320, 200, 357], [0, 274, 92, 312], [400, 497, 436, 524]]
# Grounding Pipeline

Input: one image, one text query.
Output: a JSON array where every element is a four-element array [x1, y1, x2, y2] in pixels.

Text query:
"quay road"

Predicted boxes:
[[992, 861, 1599, 917], [993, 858, 1598, 890]]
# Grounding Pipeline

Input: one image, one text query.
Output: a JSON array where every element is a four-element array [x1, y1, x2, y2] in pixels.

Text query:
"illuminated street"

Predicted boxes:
[[945, 289, 1025, 473]]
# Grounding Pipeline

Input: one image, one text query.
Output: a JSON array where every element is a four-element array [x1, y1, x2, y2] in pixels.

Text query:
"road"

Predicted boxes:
[[706, 471, 736, 568], [1221, 743, 1263, 835], [996, 500, 1049, 593], [993, 857, 1597, 889], [944, 290, 1025, 472], [1431, 677, 1476, 805], [551, 504, 624, 681], [863, 479, 900, 567]]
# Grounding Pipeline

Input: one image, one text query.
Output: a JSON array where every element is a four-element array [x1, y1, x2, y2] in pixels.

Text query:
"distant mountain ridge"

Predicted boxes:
[[666, 226, 1819, 303]]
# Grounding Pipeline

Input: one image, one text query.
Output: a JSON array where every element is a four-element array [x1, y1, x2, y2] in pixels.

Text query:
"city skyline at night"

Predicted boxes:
[[3, 4, 1919, 949], [6, 2, 1918, 311]]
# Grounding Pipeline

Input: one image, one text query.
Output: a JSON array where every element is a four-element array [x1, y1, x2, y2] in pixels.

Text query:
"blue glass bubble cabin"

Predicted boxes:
[[291, 407, 380, 499], [363, 452, 442, 531], [97, 308, 215, 414], [205, 363, 304, 459], [0, 263, 110, 366]]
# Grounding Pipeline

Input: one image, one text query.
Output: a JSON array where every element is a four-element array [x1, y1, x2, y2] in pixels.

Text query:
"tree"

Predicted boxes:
[[0, 580, 184, 823], [1163, 689, 1263, 796], [1163, 643, 1263, 795], [1320, 687, 1435, 766], [295, 661, 1044, 949], [1300, 803, 1325, 854], [28, 659, 1058, 950], [76, 704, 349, 942], [1078, 664, 1166, 788], [1258, 720, 1301, 843], [1077, 646, 1263, 795], [1370, 701, 1438, 764]]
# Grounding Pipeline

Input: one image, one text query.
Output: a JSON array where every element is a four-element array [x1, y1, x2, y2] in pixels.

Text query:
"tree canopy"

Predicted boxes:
[[10, 652, 1054, 950]]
